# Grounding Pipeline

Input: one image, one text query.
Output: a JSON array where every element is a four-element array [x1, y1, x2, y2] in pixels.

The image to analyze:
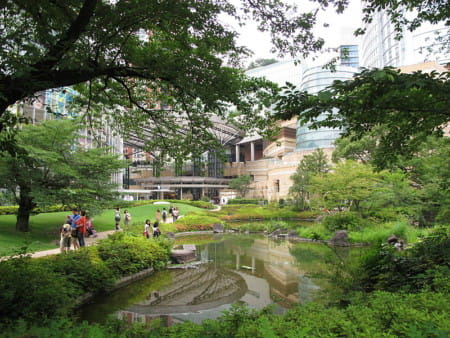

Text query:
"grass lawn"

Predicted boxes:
[[0, 202, 202, 256]]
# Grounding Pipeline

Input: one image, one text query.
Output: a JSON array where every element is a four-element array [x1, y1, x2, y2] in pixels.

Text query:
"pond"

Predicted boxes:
[[77, 234, 366, 326]]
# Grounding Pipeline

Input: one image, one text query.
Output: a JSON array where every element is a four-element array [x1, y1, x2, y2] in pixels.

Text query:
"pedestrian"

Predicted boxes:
[[144, 219, 151, 239], [76, 210, 88, 247], [124, 210, 132, 227], [114, 207, 121, 230], [153, 221, 161, 238], [68, 208, 80, 250], [172, 207, 179, 221], [155, 209, 161, 223], [59, 223, 72, 253], [162, 208, 168, 223], [169, 205, 174, 215]]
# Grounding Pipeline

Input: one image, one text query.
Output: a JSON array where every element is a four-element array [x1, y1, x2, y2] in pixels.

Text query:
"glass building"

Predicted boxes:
[[296, 65, 357, 151]]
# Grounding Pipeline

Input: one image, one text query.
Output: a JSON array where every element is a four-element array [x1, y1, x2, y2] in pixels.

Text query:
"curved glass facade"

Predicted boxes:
[[296, 65, 356, 151]]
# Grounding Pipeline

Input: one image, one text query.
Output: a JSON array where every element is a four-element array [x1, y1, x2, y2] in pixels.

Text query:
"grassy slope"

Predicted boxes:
[[0, 203, 202, 256]]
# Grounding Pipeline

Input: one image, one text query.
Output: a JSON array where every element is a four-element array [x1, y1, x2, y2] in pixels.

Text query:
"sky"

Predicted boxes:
[[225, 0, 362, 65]]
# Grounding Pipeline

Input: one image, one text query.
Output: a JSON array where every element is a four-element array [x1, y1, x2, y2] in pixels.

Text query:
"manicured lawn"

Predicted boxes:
[[0, 202, 202, 256]]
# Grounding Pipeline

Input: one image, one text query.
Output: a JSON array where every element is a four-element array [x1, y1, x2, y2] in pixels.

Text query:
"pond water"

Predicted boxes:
[[78, 234, 366, 326]]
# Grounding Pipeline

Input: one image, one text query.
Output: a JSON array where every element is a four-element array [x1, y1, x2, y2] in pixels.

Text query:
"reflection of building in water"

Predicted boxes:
[[227, 238, 319, 306]]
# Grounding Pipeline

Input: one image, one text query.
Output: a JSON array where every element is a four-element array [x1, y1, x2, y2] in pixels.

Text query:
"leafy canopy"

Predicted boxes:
[[276, 68, 450, 169]]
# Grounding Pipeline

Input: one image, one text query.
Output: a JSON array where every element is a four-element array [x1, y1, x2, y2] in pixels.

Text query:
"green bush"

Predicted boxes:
[[97, 232, 170, 275], [322, 212, 372, 232], [356, 227, 450, 293], [38, 248, 117, 293], [0, 257, 75, 324], [228, 198, 267, 205]]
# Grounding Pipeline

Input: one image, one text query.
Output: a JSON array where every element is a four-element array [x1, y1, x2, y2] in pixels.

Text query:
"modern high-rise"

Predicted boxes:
[[360, 10, 449, 68]]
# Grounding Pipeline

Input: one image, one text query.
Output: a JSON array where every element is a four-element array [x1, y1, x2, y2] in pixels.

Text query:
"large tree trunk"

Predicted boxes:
[[16, 187, 35, 232]]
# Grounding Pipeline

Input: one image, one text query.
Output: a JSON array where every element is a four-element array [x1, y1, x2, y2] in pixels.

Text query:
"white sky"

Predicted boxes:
[[225, 0, 362, 64]]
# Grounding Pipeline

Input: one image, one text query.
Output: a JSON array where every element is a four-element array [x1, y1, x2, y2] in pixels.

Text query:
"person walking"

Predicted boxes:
[[153, 221, 161, 238], [155, 209, 161, 223], [144, 219, 151, 239], [162, 208, 168, 223], [68, 208, 80, 250], [76, 210, 88, 247], [172, 207, 179, 221], [124, 210, 132, 228], [114, 208, 121, 230]]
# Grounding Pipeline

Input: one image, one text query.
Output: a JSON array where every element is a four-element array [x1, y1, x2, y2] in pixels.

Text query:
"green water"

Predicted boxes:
[[78, 234, 366, 325]]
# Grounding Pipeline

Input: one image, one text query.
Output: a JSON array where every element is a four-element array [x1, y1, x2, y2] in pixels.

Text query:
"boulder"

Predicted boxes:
[[165, 232, 175, 239], [329, 230, 350, 247], [287, 230, 299, 238], [213, 223, 224, 233], [387, 234, 399, 245], [269, 229, 282, 237], [171, 249, 196, 264]]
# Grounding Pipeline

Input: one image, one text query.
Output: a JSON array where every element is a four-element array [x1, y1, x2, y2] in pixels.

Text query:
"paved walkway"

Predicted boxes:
[[29, 230, 116, 258]]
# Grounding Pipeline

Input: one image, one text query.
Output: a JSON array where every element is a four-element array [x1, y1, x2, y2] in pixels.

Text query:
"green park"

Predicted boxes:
[[0, 0, 449, 337]]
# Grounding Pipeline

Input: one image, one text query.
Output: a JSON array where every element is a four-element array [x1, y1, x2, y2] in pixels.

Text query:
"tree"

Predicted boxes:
[[289, 149, 329, 210], [0, 119, 125, 232], [309, 160, 382, 213], [0, 0, 330, 156], [276, 68, 450, 169], [229, 175, 253, 197]]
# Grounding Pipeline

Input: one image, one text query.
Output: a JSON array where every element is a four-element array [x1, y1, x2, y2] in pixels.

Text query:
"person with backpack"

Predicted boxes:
[[114, 208, 121, 230], [124, 210, 132, 227], [68, 208, 80, 250], [162, 208, 168, 223], [153, 221, 161, 238]]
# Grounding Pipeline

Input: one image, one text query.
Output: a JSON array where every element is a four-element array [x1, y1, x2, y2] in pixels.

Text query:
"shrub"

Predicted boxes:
[[173, 213, 222, 232], [322, 212, 372, 232], [38, 247, 117, 293], [0, 257, 75, 324], [97, 232, 170, 275], [228, 198, 267, 205]]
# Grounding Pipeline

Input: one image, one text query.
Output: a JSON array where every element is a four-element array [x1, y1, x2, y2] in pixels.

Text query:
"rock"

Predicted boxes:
[[213, 223, 224, 233], [171, 249, 197, 264], [287, 230, 299, 238], [165, 232, 175, 239], [183, 244, 196, 251], [269, 229, 282, 237], [329, 230, 350, 247], [387, 234, 399, 245]]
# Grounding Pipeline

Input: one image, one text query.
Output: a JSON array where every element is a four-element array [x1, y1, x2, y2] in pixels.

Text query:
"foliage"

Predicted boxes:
[[37, 248, 117, 292], [276, 68, 450, 169], [0, 257, 76, 324], [322, 212, 372, 232], [227, 198, 267, 205], [0, 0, 332, 158], [0, 119, 125, 231], [310, 160, 382, 213], [229, 175, 253, 197], [356, 227, 450, 293], [97, 232, 170, 275], [173, 213, 221, 232], [289, 149, 329, 210]]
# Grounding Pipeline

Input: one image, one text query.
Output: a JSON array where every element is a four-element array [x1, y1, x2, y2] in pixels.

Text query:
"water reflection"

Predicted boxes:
[[79, 235, 352, 325]]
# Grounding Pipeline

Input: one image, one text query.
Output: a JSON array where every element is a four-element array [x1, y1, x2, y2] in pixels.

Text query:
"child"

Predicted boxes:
[[144, 219, 151, 239], [153, 221, 161, 238]]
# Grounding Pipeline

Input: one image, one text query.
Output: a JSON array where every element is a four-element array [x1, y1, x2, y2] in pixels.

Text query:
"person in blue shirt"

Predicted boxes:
[[67, 208, 81, 250]]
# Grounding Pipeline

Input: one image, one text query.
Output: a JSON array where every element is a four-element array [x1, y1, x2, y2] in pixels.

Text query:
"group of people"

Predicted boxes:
[[114, 208, 132, 231], [143, 219, 161, 239], [155, 205, 179, 223], [59, 208, 97, 253]]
